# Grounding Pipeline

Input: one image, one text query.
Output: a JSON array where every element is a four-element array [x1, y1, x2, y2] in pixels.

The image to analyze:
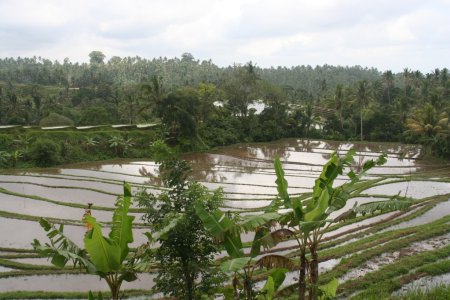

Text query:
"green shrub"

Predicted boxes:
[[29, 138, 61, 167], [39, 113, 74, 127], [0, 134, 13, 151]]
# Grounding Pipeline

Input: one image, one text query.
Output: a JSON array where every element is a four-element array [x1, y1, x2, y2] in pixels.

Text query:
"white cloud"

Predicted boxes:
[[237, 33, 314, 57], [0, 0, 449, 71]]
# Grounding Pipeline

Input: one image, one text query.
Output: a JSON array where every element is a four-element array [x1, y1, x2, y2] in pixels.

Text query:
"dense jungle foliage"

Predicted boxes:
[[0, 52, 448, 164]]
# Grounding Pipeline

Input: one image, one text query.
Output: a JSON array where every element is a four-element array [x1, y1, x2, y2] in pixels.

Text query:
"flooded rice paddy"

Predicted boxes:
[[0, 138, 449, 297]]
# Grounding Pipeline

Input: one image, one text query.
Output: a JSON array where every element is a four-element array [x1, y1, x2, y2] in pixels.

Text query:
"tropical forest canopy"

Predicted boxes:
[[0, 51, 448, 158]]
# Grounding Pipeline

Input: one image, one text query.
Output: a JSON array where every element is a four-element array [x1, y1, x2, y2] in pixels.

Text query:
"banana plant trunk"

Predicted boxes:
[[298, 247, 307, 300], [105, 275, 122, 300], [308, 244, 319, 300], [243, 267, 254, 300]]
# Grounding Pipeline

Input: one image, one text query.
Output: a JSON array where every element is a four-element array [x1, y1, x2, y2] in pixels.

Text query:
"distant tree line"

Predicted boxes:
[[0, 51, 448, 159]]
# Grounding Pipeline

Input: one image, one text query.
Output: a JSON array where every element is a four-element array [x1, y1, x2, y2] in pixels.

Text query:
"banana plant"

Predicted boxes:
[[9, 150, 23, 167], [272, 149, 411, 300], [33, 182, 138, 300], [195, 205, 294, 299]]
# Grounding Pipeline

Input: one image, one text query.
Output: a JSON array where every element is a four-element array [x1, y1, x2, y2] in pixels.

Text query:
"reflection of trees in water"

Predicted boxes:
[[295, 139, 322, 153], [133, 140, 429, 187], [139, 166, 163, 186], [87, 165, 102, 171], [397, 145, 422, 160], [189, 154, 229, 183], [352, 155, 366, 173], [181, 145, 290, 183], [257, 144, 291, 161]]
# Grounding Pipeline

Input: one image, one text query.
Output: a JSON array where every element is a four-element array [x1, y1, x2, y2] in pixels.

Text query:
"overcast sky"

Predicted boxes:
[[0, 0, 449, 72]]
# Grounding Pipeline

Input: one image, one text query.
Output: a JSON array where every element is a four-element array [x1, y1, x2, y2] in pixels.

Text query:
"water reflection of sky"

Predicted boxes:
[[7, 138, 444, 199], [0, 273, 155, 292]]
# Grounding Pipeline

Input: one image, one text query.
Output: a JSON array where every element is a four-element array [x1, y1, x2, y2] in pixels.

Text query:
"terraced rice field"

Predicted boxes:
[[0, 138, 449, 299]]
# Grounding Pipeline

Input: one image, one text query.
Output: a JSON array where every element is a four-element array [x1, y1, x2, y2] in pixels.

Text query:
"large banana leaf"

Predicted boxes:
[[195, 204, 244, 258], [354, 197, 412, 215], [304, 188, 330, 222], [108, 182, 134, 262], [223, 233, 244, 258], [259, 228, 295, 249], [274, 158, 290, 207], [328, 185, 351, 212], [220, 257, 252, 273], [311, 154, 340, 205], [250, 228, 268, 257], [319, 278, 339, 300], [270, 268, 288, 291], [258, 268, 288, 300], [195, 204, 234, 237], [259, 276, 275, 300], [151, 213, 183, 241], [241, 212, 280, 232], [84, 215, 121, 273]]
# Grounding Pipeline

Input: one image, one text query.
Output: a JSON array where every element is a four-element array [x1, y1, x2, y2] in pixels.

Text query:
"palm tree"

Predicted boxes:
[[84, 137, 98, 151], [406, 103, 448, 145], [356, 80, 370, 141], [109, 136, 134, 157], [334, 84, 344, 130], [382, 70, 394, 104], [140, 75, 164, 118]]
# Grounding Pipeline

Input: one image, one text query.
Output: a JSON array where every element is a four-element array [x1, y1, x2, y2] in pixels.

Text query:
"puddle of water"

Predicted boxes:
[[364, 181, 450, 199], [0, 272, 155, 292]]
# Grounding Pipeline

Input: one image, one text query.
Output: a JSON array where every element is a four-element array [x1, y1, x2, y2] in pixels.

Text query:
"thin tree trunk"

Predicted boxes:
[[360, 108, 363, 141], [183, 261, 194, 300], [387, 87, 391, 105]]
